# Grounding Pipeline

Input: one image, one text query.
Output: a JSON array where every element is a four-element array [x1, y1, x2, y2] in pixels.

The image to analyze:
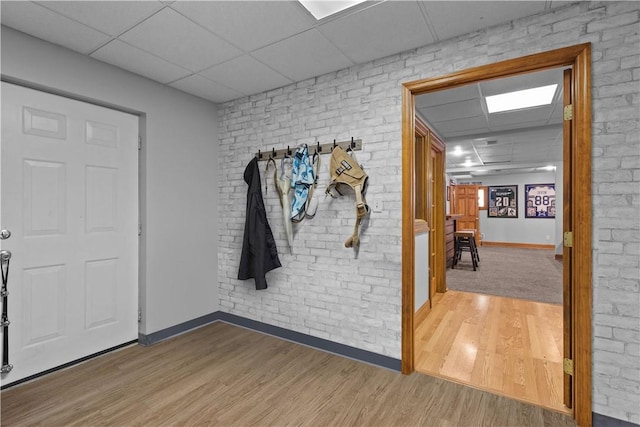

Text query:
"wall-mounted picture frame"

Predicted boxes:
[[488, 185, 518, 218], [525, 183, 556, 218]]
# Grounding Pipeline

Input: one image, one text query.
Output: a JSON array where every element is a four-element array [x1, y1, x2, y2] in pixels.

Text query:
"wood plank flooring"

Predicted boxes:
[[1, 321, 575, 426], [415, 290, 568, 414]]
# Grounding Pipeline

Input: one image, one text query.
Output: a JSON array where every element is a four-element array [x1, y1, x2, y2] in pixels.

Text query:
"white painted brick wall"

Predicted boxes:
[[219, 2, 639, 423]]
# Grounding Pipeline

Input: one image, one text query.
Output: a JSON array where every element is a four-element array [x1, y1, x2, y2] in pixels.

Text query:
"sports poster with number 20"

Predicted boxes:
[[525, 183, 556, 218]]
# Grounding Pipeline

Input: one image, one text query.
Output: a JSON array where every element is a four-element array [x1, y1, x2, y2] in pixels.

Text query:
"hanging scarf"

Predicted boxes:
[[290, 144, 315, 222]]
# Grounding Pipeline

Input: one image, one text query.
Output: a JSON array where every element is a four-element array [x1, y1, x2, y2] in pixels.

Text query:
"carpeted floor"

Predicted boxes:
[[446, 246, 563, 305]]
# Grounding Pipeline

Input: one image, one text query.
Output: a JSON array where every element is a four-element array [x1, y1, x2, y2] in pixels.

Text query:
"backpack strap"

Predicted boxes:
[[344, 184, 369, 248]]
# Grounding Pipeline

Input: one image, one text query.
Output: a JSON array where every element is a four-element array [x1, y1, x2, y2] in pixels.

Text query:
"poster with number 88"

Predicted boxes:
[[525, 183, 556, 218]]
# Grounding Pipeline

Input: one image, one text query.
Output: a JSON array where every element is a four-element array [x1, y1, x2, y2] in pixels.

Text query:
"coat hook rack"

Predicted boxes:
[[255, 138, 363, 161]]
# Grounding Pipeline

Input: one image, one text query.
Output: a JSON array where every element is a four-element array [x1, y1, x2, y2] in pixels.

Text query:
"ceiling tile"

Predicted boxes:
[[480, 68, 563, 96], [91, 40, 191, 84], [422, 99, 484, 123], [119, 7, 242, 72], [435, 115, 489, 135], [488, 107, 553, 128], [35, 1, 165, 36], [199, 55, 292, 96], [171, 1, 315, 52], [318, 1, 434, 63], [170, 75, 243, 103], [415, 84, 479, 108], [422, 1, 546, 41], [1, 1, 111, 54], [251, 29, 353, 82]]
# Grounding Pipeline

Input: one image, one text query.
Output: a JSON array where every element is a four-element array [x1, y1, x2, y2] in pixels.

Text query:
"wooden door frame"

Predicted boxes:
[[415, 117, 446, 297], [401, 44, 592, 426]]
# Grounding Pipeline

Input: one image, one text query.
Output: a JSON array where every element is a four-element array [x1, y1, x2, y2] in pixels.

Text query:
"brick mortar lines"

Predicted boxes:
[[218, 2, 640, 422]]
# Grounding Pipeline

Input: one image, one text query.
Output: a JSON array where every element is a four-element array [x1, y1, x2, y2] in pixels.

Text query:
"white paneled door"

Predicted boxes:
[[0, 83, 138, 386]]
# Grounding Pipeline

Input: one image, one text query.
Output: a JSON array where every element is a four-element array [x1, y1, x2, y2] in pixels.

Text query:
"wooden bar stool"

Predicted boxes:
[[452, 229, 480, 270]]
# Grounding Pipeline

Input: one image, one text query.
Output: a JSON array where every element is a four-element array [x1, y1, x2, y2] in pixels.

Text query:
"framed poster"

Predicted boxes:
[[488, 185, 518, 218], [525, 183, 556, 218]]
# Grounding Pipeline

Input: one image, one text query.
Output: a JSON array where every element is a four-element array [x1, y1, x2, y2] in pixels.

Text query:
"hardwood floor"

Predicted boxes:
[[1, 321, 575, 426], [415, 290, 568, 414]]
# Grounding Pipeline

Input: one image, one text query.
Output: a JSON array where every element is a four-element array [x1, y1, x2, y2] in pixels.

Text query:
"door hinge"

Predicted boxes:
[[563, 358, 574, 376], [138, 308, 142, 323], [563, 104, 573, 121], [563, 231, 573, 248], [138, 136, 142, 150], [138, 222, 142, 237]]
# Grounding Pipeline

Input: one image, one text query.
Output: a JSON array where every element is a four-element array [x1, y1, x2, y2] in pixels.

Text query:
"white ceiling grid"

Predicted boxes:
[[1, 0, 573, 173], [0, 0, 569, 103]]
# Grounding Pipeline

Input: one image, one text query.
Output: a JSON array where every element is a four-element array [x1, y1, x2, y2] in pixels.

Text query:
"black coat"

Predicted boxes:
[[238, 157, 281, 289]]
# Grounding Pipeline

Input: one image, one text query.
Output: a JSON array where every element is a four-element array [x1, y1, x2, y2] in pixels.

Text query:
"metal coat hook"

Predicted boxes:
[[287, 146, 291, 156], [351, 137, 355, 148], [271, 148, 276, 159], [333, 139, 337, 150], [316, 141, 321, 154], [258, 149, 262, 159]]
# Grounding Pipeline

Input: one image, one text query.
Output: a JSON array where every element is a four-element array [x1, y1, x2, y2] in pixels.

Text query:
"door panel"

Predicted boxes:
[[1, 83, 138, 385], [452, 184, 480, 245]]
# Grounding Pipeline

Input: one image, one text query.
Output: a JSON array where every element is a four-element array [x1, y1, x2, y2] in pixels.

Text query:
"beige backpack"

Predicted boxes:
[[325, 146, 369, 248]]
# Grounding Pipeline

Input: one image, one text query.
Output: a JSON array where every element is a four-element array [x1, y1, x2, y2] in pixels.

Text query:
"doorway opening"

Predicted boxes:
[[401, 44, 592, 427], [413, 66, 567, 413]]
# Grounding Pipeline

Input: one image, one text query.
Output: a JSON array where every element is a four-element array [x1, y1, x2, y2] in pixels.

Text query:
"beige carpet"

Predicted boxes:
[[447, 246, 563, 305]]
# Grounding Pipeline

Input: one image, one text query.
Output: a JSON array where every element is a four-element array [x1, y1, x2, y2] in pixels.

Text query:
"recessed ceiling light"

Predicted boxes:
[[463, 159, 473, 167], [298, 0, 367, 20], [451, 145, 464, 156], [485, 84, 558, 113]]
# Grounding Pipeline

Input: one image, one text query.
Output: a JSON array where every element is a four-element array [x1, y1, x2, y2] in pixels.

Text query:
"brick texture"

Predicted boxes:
[[218, 2, 640, 423]]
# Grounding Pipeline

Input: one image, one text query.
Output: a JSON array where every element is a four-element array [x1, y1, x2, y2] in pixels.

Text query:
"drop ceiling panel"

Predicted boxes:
[[91, 40, 191, 84], [119, 8, 241, 72], [423, 99, 484, 123], [199, 55, 293, 96], [171, 1, 315, 52], [251, 29, 353, 82], [1, 1, 110, 54], [490, 120, 552, 133], [480, 68, 563, 96], [488, 107, 553, 127], [318, 1, 434, 64], [35, 1, 165, 36], [422, 1, 546, 41], [436, 115, 490, 134], [170, 75, 243, 104], [416, 84, 479, 108]]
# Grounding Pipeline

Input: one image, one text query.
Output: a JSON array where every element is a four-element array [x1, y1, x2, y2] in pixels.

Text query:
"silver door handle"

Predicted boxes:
[[0, 230, 10, 240]]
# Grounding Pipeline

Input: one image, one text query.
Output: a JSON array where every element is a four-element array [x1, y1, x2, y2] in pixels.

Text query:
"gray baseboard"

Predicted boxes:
[[138, 311, 401, 372], [594, 413, 640, 427], [138, 311, 223, 346]]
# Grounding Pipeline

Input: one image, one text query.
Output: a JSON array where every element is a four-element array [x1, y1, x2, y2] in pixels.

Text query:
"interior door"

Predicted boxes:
[[0, 83, 138, 385], [562, 68, 573, 409], [452, 184, 480, 244]]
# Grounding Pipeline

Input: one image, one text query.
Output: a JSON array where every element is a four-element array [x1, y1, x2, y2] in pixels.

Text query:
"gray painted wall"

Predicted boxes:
[[218, 3, 640, 423], [1, 26, 220, 335]]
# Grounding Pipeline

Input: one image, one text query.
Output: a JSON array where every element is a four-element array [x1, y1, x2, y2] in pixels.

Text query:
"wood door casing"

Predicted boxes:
[[401, 44, 592, 427], [562, 68, 573, 409]]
